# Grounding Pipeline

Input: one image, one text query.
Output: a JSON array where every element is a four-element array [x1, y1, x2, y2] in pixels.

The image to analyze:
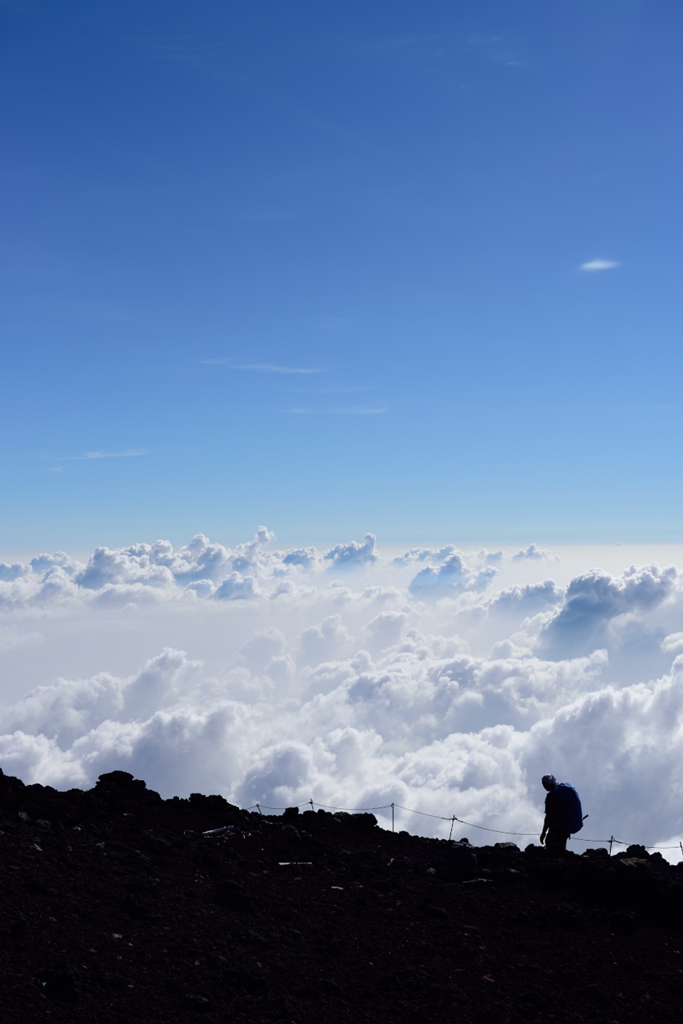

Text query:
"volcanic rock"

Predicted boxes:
[[0, 766, 682, 1022]]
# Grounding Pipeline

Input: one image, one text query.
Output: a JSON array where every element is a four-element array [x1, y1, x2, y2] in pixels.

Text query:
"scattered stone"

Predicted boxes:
[[446, 842, 479, 882], [424, 904, 449, 920], [0, 766, 681, 1023], [625, 845, 650, 859]]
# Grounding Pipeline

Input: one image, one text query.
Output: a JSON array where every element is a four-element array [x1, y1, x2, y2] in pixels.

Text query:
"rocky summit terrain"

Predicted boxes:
[[1, 770, 683, 1024]]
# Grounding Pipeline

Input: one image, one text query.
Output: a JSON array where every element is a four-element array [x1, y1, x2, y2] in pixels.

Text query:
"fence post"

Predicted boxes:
[[680, 841, 683, 859], [391, 802, 395, 833], [448, 816, 456, 842], [309, 798, 314, 812], [608, 835, 614, 856], [256, 803, 262, 815]]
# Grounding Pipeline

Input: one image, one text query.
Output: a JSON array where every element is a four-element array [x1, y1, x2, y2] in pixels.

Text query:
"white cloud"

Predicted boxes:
[[409, 554, 497, 597], [512, 544, 552, 561], [0, 627, 44, 653], [213, 573, 260, 601], [393, 545, 459, 566], [488, 580, 563, 614], [364, 611, 408, 651], [481, 549, 504, 565], [0, 532, 682, 858], [580, 259, 620, 271], [537, 563, 678, 658], [0, 562, 27, 582], [30, 552, 75, 574], [240, 629, 285, 670], [324, 533, 378, 568], [0, 648, 197, 749], [521, 658, 683, 849], [298, 615, 352, 665], [282, 547, 318, 568], [662, 632, 683, 654]]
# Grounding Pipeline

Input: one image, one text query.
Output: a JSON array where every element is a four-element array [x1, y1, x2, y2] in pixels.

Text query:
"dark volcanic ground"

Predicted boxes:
[[2, 769, 683, 1023]]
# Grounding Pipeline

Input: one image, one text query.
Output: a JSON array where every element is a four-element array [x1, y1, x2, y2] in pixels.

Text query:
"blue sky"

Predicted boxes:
[[2, 0, 682, 548]]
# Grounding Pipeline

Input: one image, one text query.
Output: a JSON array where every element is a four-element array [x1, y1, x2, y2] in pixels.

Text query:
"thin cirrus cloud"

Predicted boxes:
[[285, 387, 370, 395], [289, 407, 386, 415], [46, 450, 145, 472], [200, 360, 326, 375], [580, 259, 620, 272], [2, 449, 145, 463], [71, 450, 145, 461]]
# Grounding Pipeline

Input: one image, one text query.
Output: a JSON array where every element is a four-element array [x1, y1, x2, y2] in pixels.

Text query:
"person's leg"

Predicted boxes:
[[545, 828, 569, 853]]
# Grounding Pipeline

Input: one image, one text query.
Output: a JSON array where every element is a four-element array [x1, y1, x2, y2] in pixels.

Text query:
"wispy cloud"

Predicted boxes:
[[2, 449, 145, 464], [238, 364, 326, 374], [580, 259, 620, 272], [289, 407, 386, 416], [467, 34, 525, 67], [286, 387, 370, 395], [355, 33, 448, 56], [201, 361, 326, 375], [48, 450, 145, 470], [72, 450, 145, 461]]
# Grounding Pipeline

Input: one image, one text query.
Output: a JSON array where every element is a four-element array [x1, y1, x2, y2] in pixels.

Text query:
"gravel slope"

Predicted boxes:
[[1, 769, 682, 1023]]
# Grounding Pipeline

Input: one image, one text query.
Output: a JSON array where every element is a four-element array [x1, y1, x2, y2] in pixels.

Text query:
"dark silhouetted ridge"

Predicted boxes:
[[0, 767, 682, 1022]]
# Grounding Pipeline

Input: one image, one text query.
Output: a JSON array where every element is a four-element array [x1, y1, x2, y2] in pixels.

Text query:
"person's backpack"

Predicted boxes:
[[553, 783, 584, 834]]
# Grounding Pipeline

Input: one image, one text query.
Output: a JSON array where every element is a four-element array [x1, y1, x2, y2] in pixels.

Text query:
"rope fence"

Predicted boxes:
[[245, 798, 683, 856]]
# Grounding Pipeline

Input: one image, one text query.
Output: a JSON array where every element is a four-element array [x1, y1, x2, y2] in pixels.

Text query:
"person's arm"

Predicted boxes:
[[540, 790, 553, 844]]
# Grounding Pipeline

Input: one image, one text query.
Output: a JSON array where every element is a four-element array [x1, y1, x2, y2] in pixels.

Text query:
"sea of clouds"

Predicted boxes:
[[1, 528, 683, 857]]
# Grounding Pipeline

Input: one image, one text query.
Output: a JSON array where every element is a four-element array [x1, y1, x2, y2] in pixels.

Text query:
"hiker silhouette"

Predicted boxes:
[[540, 774, 583, 853]]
